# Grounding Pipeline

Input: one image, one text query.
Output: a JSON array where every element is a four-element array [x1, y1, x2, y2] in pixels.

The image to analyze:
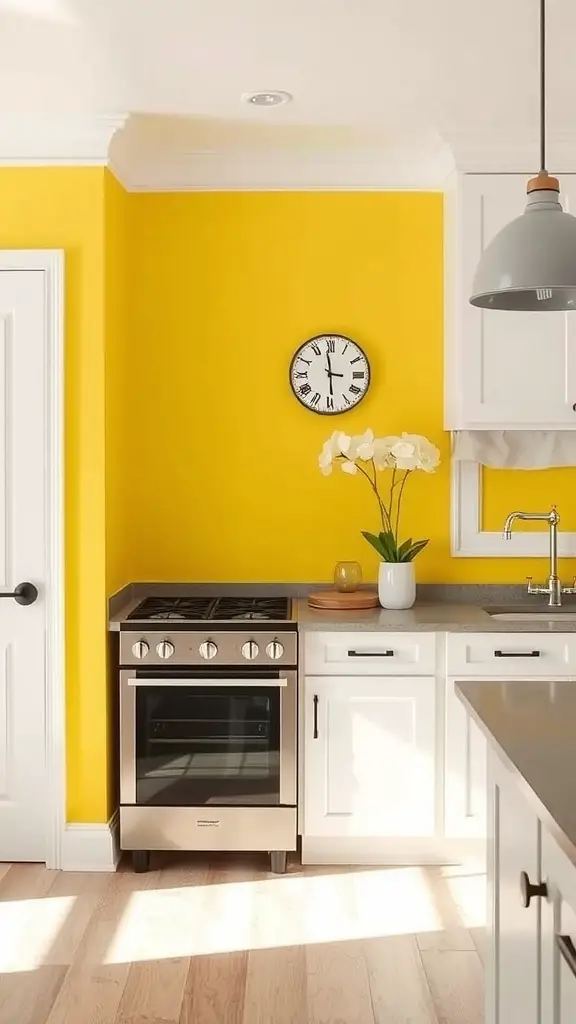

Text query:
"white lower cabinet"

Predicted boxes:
[[304, 675, 436, 839], [488, 749, 576, 1024]]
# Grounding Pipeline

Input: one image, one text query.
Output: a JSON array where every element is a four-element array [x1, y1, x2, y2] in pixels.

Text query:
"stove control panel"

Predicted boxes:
[[120, 630, 297, 667]]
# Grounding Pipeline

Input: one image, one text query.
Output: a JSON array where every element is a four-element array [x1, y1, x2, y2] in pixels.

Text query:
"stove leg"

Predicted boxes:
[[270, 851, 287, 874], [132, 850, 150, 873]]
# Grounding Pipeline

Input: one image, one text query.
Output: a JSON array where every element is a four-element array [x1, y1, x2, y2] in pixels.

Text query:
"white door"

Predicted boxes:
[[445, 678, 487, 839], [0, 270, 47, 861], [488, 752, 541, 1024], [542, 831, 576, 1024], [304, 676, 436, 838], [458, 173, 576, 429]]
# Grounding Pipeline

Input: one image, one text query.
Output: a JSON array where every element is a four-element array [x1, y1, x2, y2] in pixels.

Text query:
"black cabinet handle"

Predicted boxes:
[[520, 871, 548, 907], [495, 650, 541, 658], [313, 694, 319, 739], [0, 582, 38, 606], [347, 650, 394, 657], [557, 935, 576, 978]]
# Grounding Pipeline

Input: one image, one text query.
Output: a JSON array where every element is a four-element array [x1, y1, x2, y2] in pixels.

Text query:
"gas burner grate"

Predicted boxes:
[[127, 595, 291, 622], [127, 597, 217, 621], [212, 597, 290, 621]]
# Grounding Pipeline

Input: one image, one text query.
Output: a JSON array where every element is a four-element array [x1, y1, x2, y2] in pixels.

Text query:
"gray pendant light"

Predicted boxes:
[[470, 0, 576, 311]]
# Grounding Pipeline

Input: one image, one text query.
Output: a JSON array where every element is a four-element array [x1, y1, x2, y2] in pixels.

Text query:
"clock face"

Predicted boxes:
[[289, 334, 370, 415]]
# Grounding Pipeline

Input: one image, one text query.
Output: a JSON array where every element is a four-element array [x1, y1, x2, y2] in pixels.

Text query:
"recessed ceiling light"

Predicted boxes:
[[242, 91, 292, 107]]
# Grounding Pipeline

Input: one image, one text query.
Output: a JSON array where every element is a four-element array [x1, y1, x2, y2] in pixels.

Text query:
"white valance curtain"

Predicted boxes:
[[452, 431, 576, 469]]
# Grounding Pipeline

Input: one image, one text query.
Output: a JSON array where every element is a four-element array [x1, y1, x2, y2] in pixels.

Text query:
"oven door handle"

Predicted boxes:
[[127, 677, 288, 688]]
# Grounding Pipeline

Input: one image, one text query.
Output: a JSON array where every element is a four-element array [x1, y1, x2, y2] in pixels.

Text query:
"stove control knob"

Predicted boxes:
[[199, 640, 218, 660], [132, 639, 150, 660], [242, 640, 259, 660], [157, 640, 175, 660], [266, 640, 284, 661]]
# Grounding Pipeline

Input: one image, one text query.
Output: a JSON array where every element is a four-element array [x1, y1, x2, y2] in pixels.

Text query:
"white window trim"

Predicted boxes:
[[451, 459, 576, 557], [0, 250, 65, 868]]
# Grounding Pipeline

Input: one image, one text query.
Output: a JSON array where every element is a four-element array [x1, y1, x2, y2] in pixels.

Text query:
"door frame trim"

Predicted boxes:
[[0, 250, 65, 867]]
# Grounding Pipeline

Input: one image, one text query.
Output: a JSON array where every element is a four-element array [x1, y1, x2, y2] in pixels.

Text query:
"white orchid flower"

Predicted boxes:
[[318, 431, 352, 475], [352, 429, 375, 462], [341, 460, 357, 474], [372, 437, 395, 470], [389, 437, 419, 470], [399, 433, 441, 473]]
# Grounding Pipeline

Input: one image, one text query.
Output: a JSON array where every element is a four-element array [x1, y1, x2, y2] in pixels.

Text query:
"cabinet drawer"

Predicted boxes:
[[304, 631, 436, 676], [448, 633, 576, 676]]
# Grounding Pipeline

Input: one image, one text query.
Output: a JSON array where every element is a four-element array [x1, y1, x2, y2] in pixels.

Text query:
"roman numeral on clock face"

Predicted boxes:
[[352, 371, 365, 379], [326, 338, 336, 353], [311, 392, 321, 406], [349, 384, 362, 395], [326, 395, 334, 410], [298, 383, 312, 396], [350, 355, 362, 364], [294, 370, 308, 379], [311, 342, 321, 356]]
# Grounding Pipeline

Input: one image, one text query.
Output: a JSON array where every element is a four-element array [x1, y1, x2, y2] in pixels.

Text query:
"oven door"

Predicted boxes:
[[120, 667, 296, 808]]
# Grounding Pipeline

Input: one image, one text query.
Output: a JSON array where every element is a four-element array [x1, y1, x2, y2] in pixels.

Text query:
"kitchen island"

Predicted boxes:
[[456, 679, 576, 1024]]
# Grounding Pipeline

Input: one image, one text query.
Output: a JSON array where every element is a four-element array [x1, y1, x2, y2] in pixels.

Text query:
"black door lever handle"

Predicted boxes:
[[0, 582, 38, 606]]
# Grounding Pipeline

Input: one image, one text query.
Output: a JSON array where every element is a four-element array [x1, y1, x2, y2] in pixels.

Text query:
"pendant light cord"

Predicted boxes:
[[540, 0, 546, 171]]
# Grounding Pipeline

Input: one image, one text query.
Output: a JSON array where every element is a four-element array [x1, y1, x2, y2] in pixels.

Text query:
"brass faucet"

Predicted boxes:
[[503, 506, 576, 607]]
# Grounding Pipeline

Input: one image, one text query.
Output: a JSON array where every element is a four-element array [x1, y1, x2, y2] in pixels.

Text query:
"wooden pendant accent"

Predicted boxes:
[[527, 171, 560, 193]]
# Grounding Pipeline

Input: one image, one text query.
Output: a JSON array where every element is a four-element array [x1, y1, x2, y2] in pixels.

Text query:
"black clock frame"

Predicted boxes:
[[289, 333, 371, 415]]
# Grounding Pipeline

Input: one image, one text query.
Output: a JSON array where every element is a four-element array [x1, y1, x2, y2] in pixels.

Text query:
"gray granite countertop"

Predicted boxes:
[[296, 599, 576, 632], [456, 680, 576, 867]]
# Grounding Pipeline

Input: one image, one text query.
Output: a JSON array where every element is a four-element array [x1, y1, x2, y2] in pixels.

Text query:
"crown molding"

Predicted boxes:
[[109, 140, 455, 192], [0, 113, 129, 165], [445, 129, 576, 173]]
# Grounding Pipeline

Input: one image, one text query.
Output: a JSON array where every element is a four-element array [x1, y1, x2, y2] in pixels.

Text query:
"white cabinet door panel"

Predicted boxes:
[[488, 752, 540, 1024], [542, 831, 576, 1024], [304, 676, 436, 838], [450, 173, 576, 429], [445, 678, 487, 838]]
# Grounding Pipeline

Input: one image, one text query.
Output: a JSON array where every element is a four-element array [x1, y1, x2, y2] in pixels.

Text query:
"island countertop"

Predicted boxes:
[[456, 679, 576, 869]]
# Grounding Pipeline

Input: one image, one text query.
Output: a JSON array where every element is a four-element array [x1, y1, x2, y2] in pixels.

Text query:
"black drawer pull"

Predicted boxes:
[[557, 935, 576, 978], [348, 650, 394, 657], [313, 694, 319, 739], [494, 650, 541, 658]]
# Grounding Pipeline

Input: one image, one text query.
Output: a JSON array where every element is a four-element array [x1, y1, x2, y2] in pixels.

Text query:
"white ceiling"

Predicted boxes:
[[1, 0, 575, 187]]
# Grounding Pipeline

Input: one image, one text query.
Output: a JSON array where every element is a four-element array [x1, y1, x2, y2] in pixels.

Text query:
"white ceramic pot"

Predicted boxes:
[[378, 562, 416, 610]]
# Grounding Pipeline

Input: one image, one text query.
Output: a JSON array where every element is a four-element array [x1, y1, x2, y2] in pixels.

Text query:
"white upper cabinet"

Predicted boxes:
[[445, 172, 576, 429]]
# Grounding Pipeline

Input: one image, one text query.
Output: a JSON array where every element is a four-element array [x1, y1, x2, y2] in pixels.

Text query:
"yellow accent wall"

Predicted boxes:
[[0, 167, 111, 822], [120, 191, 576, 587], [4, 180, 574, 826]]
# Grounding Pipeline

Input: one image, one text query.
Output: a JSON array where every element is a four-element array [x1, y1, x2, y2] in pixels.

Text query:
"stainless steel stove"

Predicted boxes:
[[118, 595, 297, 873]]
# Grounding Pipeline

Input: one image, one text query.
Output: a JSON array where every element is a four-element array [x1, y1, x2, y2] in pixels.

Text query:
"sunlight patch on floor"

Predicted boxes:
[[444, 870, 486, 929], [104, 866, 442, 964], [0, 895, 76, 972]]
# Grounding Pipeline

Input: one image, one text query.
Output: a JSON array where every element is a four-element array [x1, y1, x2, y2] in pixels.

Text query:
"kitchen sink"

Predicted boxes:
[[485, 607, 576, 622]]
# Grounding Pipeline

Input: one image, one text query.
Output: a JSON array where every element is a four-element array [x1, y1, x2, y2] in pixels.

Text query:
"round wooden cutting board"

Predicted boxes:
[[307, 589, 379, 611]]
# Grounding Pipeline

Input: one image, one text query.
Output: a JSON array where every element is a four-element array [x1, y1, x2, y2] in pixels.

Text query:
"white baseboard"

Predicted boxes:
[[301, 835, 486, 867], [61, 810, 120, 871]]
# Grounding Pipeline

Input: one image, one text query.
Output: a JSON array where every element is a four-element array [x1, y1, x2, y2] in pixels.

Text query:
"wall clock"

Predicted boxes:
[[289, 334, 370, 415]]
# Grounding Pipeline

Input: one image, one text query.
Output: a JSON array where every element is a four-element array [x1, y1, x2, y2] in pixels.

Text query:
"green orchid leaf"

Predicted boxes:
[[361, 531, 387, 559], [397, 538, 413, 560], [403, 539, 430, 562]]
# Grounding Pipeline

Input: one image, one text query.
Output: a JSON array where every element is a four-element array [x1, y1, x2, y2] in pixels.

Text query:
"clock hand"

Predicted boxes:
[[325, 351, 334, 396], [327, 371, 344, 378]]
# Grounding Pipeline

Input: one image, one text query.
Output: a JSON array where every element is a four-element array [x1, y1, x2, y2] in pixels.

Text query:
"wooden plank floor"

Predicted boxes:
[[0, 854, 485, 1024]]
